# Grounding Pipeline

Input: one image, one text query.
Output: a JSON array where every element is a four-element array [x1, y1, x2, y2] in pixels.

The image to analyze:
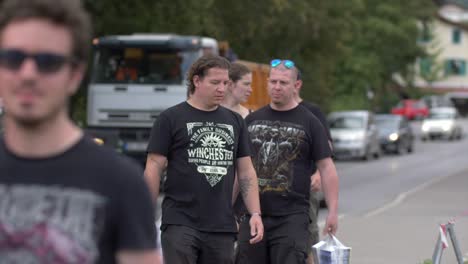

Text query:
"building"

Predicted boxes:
[[413, 1, 468, 114]]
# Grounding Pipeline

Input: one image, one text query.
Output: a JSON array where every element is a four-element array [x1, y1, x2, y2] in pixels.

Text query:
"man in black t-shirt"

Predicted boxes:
[[145, 55, 264, 264], [0, 0, 160, 263], [236, 59, 339, 264]]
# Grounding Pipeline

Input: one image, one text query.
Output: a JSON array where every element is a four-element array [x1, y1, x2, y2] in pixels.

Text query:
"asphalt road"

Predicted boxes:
[[315, 118, 468, 263], [326, 118, 468, 218]]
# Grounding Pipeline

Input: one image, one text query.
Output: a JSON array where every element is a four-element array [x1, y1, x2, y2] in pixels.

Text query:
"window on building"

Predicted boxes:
[[452, 28, 462, 44], [418, 22, 432, 43], [419, 57, 432, 76], [444, 59, 466, 76]]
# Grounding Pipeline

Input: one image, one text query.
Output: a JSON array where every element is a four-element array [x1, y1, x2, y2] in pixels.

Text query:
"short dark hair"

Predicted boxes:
[[0, 0, 92, 63], [187, 54, 231, 94], [229, 62, 251, 83]]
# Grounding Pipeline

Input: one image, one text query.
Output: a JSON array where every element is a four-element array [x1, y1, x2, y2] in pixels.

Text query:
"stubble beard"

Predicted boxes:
[[10, 101, 66, 131]]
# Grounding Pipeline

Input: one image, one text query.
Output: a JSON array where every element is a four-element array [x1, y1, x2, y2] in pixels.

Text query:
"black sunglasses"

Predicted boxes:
[[0, 49, 76, 74]]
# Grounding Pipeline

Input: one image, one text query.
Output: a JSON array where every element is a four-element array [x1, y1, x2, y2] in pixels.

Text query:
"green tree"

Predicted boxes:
[[331, 0, 436, 112], [74, 0, 436, 121]]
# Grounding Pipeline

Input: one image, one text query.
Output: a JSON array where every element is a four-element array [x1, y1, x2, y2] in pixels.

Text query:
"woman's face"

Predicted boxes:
[[230, 73, 252, 104]]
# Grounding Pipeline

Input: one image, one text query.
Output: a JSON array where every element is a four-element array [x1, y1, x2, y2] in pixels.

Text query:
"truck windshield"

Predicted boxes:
[[91, 46, 199, 84]]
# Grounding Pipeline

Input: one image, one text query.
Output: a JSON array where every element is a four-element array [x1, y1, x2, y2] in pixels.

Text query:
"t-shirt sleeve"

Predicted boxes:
[[147, 112, 171, 156], [115, 164, 158, 250], [236, 114, 251, 158], [309, 114, 332, 161]]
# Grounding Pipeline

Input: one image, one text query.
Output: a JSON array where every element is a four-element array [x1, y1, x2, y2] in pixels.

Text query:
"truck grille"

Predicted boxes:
[[99, 109, 160, 123]]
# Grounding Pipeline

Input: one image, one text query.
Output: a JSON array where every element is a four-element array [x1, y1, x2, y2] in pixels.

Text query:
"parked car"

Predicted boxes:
[[375, 114, 414, 154], [391, 99, 429, 120], [328, 110, 381, 160], [421, 107, 463, 141]]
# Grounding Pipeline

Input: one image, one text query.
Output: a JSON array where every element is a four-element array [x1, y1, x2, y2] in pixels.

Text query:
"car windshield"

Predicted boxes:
[[428, 112, 455, 120], [375, 117, 399, 129], [329, 116, 365, 129], [91, 46, 199, 85]]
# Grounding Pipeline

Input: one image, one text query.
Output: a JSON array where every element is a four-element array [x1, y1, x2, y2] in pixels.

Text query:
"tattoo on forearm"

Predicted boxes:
[[239, 177, 252, 197]]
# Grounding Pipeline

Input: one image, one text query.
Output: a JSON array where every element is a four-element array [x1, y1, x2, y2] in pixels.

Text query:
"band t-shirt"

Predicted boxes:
[[147, 102, 251, 233], [245, 104, 331, 216], [0, 136, 157, 263]]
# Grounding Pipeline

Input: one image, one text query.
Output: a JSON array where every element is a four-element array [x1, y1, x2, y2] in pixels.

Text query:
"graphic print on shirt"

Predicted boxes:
[[248, 120, 306, 194], [187, 122, 235, 187], [0, 184, 106, 263]]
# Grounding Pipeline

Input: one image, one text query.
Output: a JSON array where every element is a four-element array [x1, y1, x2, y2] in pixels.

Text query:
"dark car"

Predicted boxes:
[[375, 114, 414, 154], [391, 99, 429, 120]]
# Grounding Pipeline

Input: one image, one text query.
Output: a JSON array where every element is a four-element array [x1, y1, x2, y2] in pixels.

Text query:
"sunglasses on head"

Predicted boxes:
[[0, 49, 76, 74], [270, 59, 295, 69]]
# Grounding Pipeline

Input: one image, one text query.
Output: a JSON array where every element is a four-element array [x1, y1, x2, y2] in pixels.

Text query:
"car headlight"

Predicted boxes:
[[422, 124, 429, 132], [93, 137, 105, 145], [442, 124, 452, 132], [389, 133, 399, 141]]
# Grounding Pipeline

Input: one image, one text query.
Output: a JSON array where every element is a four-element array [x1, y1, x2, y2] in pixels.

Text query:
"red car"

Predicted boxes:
[[391, 99, 429, 120]]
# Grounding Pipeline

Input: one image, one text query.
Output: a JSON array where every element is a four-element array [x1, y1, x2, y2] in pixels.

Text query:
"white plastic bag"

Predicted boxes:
[[312, 234, 351, 264]]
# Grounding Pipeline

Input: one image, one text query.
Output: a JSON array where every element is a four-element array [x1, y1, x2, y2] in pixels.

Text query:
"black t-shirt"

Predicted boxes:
[[300, 101, 332, 142], [245, 104, 331, 216], [0, 136, 157, 264], [147, 102, 251, 233], [300, 100, 333, 173]]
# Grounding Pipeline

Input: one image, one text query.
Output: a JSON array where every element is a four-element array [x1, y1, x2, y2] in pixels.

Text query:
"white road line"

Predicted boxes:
[[364, 172, 456, 218]]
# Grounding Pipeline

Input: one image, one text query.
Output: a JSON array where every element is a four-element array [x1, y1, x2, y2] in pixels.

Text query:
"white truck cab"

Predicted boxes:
[[86, 34, 218, 162]]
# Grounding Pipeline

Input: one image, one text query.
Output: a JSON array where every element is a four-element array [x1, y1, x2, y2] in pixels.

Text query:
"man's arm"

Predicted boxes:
[[236, 156, 263, 244], [118, 251, 161, 264], [316, 157, 339, 235], [144, 153, 167, 202]]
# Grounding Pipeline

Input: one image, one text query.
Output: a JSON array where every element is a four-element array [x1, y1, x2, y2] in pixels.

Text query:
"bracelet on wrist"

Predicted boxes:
[[251, 212, 262, 217]]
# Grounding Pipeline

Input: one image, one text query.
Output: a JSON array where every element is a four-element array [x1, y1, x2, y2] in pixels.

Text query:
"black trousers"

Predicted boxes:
[[161, 224, 235, 264], [236, 213, 309, 264]]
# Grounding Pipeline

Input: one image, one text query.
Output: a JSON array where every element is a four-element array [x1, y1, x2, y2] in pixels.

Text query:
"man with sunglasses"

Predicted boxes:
[[0, 0, 160, 263], [236, 59, 339, 264]]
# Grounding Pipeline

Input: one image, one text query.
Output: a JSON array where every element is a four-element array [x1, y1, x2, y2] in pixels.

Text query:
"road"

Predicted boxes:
[[317, 119, 468, 263], [323, 119, 468, 217]]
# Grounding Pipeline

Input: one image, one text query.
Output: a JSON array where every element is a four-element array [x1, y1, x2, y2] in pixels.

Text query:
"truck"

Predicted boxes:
[[86, 34, 269, 163]]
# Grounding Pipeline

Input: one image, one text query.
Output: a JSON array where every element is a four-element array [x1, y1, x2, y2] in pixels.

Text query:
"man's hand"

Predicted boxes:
[[310, 171, 321, 192], [323, 210, 338, 236], [249, 214, 264, 244]]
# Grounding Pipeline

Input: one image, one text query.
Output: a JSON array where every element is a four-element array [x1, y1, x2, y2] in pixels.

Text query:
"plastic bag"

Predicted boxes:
[[312, 234, 351, 264]]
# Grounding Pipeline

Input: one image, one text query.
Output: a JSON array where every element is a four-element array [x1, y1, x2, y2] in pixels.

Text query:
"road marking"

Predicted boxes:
[[364, 172, 457, 218]]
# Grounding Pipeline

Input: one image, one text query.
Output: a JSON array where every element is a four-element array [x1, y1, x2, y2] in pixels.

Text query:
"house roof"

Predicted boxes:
[[437, 12, 468, 30], [435, 0, 468, 9]]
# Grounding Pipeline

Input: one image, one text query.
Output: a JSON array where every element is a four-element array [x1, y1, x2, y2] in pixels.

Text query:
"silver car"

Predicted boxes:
[[328, 110, 381, 160], [421, 107, 463, 141]]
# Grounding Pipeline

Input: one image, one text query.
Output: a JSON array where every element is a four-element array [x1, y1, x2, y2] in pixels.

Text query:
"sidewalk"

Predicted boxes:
[[332, 169, 468, 264]]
